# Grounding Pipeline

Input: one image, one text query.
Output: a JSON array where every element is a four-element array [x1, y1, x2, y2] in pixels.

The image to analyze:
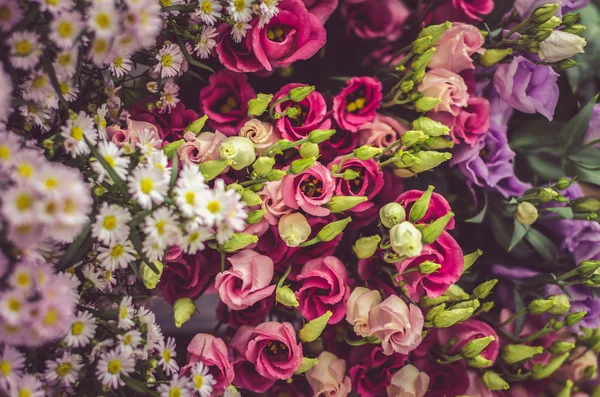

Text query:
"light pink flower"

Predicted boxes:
[[357, 114, 409, 148], [386, 364, 430, 397], [259, 180, 292, 225], [428, 23, 485, 73], [215, 249, 276, 310], [239, 119, 280, 154], [306, 351, 352, 397], [368, 295, 424, 355], [282, 162, 335, 217], [346, 287, 382, 337], [417, 69, 469, 116], [177, 131, 226, 165], [185, 334, 234, 395]]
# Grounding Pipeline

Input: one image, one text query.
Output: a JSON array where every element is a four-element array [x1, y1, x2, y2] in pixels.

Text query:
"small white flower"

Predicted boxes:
[[231, 21, 251, 43], [124, 0, 163, 48], [144, 207, 180, 249], [34, 0, 73, 15], [195, 0, 222, 25], [128, 166, 169, 209], [226, 0, 252, 22], [157, 337, 179, 376], [2, 186, 39, 225], [21, 71, 53, 104], [109, 55, 133, 78], [0, 344, 25, 391], [96, 349, 135, 389], [50, 11, 83, 49], [195, 26, 218, 59], [88, 1, 119, 38], [258, 0, 279, 27], [152, 42, 184, 78], [142, 238, 165, 262], [10, 148, 44, 183], [0, 0, 23, 33], [92, 140, 131, 183], [90, 339, 115, 362], [181, 225, 211, 254], [138, 306, 163, 353], [158, 375, 193, 397], [54, 47, 78, 79], [118, 296, 136, 330], [61, 111, 98, 157], [117, 330, 142, 354], [95, 104, 110, 140], [0, 290, 27, 325], [159, 79, 181, 114], [8, 31, 42, 70], [98, 240, 136, 271], [196, 179, 229, 227], [44, 352, 82, 387], [89, 37, 113, 67], [64, 310, 97, 348], [81, 264, 107, 291], [174, 165, 208, 218], [190, 362, 216, 397], [92, 203, 132, 246], [12, 374, 44, 397], [137, 129, 164, 157], [59, 79, 80, 102]]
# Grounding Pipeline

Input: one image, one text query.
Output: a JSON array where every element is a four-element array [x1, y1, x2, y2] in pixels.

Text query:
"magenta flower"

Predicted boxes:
[[395, 189, 456, 230], [436, 319, 500, 364], [341, 0, 410, 41], [185, 334, 234, 395], [328, 156, 384, 213], [282, 162, 336, 217], [333, 76, 382, 132]]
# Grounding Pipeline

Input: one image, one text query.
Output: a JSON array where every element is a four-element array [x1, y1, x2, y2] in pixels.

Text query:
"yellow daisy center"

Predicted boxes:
[[160, 0, 172, 6], [156, 220, 166, 235], [0, 6, 12, 22], [207, 200, 220, 214], [93, 39, 109, 55], [107, 359, 121, 374], [188, 231, 199, 243], [161, 53, 173, 68], [234, 0, 245, 11], [163, 349, 171, 362], [120, 306, 128, 319], [16, 272, 30, 287], [8, 298, 21, 312], [71, 126, 84, 141], [123, 334, 133, 345], [170, 388, 181, 397], [104, 155, 116, 168], [15, 193, 33, 211], [17, 163, 33, 179], [15, 40, 33, 56], [0, 360, 11, 376], [46, 0, 59, 5], [45, 177, 59, 189], [201, 0, 212, 13], [44, 308, 59, 326], [60, 81, 69, 95], [57, 52, 73, 66], [113, 56, 123, 68], [95, 13, 111, 29], [71, 321, 84, 336], [141, 178, 153, 194], [57, 21, 73, 38], [111, 244, 124, 258], [19, 389, 31, 397], [103, 215, 117, 230], [0, 145, 11, 160], [185, 191, 195, 205], [56, 363, 72, 377], [194, 374, 204, 388], [32, 75, 47, 89]]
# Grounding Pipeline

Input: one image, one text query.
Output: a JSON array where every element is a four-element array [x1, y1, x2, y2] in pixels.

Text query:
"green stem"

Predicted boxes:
[[498, 308, 527, 327]]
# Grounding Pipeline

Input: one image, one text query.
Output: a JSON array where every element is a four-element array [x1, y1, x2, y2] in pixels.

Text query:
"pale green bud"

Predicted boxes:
[[247, 209, 266, 224], [502, 344, 544, 364], [532, 3, 560, 25], [463, 249, 483, 273], [412, 35, 433, 54], [563, 24, 585, 35], [532, 352, 569, 379], [267, 169, 286, 181], [353, 235, 381, 259], [410, 185, 434, 223], [409, 151, 452, 174], [354, 145, 382, 160], [418, 22, 452, 45], [199, 159, 229, 181], [565, 311, 587, 326], [574, 197, 600, 213], [467, 354, 493, 369], [308, 129, 336, 144], [401, 130, 429, 147], [482, 371, 510, 391], [173, 298, 196, 328], [415, 97, 441, 113], [515, 202, 538, 225], [584, 364, 597, 379], [276, 285, 299, 307], [390, 221, 423, 258], [418, 261, 441, 275], [426, 303, 446, 321], [220, 137, 256, 171], [162, 139, 185, 158], [317, 217, 352, 242], [299, 311, 332, 342], [549, 341, 575, 355], [562, 13, 580, 26], [411, 48, 436, 71], [538, 16, 562, 30], [432, 308, 474, 328], [253, 157, 276, 176], [327, 196, 367, 213], [289, 85, 315, 102], [221, 233, 259, 252], [444, 284, 470, 301], [184, 114, 209, 134], [412, 116, 450, 137], [422, 212, 455, 244], [227, 183, 245, 195], [424, 136, 455, 150], [279, 213, 311, 247], [300, 142, 319, 159], [473, 279, 498, 300], [539, 187, 558, 202], [294, 357, 318, 374], [557, 380, 574, 397], [452, 299, 480, 311], [529, 298, 554, 314], [289, 157, 316, 174], [401, 80, 415, 93], [242, 189, 262, 206], [342, 169, 361, 180], [479, 48, 513, 67], [462, 336, 495, 358], [140, 261, 163, 289], [420, 296, 449, 308], [248, 93, 273, 117], [480, 301, 495, 313], [548, 295, 571, 315], [379, 202, 406, 228]]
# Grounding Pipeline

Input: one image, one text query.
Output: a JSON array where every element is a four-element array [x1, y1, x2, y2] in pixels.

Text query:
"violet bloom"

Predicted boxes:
[[584, 104, 600, 147], [514, 0, 589, 16], [546, 284, 600, 329], [494, 55, 559, 121]]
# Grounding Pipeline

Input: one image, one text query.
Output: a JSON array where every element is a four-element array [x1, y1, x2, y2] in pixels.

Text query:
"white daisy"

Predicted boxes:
[[19, 104, 51, 131], [0, 0, 23, 33], [181, 225, 211, 255], [138, 306, 163, 353], [147, 81, 159, 94], [103, 269, 117, 291], [54, 47, 78, 79], [226, 0, 252, 22], [50, 11, 83, 49], [92, 203, 132, 246], [0, 130, 21, 168], [8, 31, 42, 70], [88, 1, 119, 38], [61, 111, 98, 157], [231, 20, 251, 43], [158, 375, 193, 397], [21, 72, 53, 104], [12, 374, 44, 397], [190, 362, 216, 397], [258, 0, 279, 27], [0, 290, 27, 325], [98, 240, 136, 271], [159, 0, 185, 9], [91, 140, 131, 183], [89, 37, 113, 67], [174, 165, 208, 217], [118, 296, 136, 330], [152, 42, 184, 78], [159, 79, 180, 114], [1, 185, 39, 225], [195, 0, 222, 25], [215, 222, 234, 245], [144, 207, 180, 249], [59, 79, 80, 102], [196, 179, 232, 227], [82, 264, 108, 291], [96, 349, 135, 389], [125, 0, 163, 48], [95, 104, 110, 140], [10, 148, 44, 183], [142, 238, 165, 262], [137, 129, 164, 158], [109, 55, 133, 78], [35, 0, 73, 15], [90, 339, 115, 362], [65, 310, 97, 348], [157, 337, 179, 376], [0, 344, 25, 391], [195, 26, 218, 59], [44, 352, 82, 387], [117, 330, 142, 354], [128, 166, 169, 209]]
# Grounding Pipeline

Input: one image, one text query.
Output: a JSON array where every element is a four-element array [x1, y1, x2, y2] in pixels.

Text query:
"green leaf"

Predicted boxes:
[[559, 94, 598, 151], [509, 219, 529, 252], [513, 289, 526, 336], [510, 120, 562, 152], [56, 222, 91, 271], [526, 153, 564, 180], [122, 376, 158, 396], [525, 228, 558, 262], [463, 249, 483, 273], [545, 207, 574, 219], [248, 93, 273, 117], [466, 192, 487, 224], [175, 35, 215, 73], [86, 137, 129, 197], [169, 151, 179, 194]]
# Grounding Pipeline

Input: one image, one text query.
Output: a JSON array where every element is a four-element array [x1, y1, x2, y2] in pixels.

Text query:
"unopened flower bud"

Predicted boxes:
[[173, 298, 196, 328], [411, 48, 436, 72], [467, 354, 493, 369], [538, 16, 562, 30], [415, 96, 441, 113], [276, 284, 299, 307], [289, 85, 315, 102], [410, 185, 434, 222], [444, 285, 470, 301], [584, 364, 597, 379], [426, 303, 446, 321], [579, 260, 600, 276], [479, 48, 513, 67], [564, 311, 587, 326], [515, 202, 538, 225], [422, 212, 455, 244], [379, 202, 406, 228], [462, 336, 495, 358], [412, 35, 433, 54], [140, 261, 163, 289], [299, 142, 319, 159], [502, 344, 544, 364], [482, 371, 510, 391], [342, 169, 360, 180], [563, 24, 585, 35], [412, 116, 450, 137], [532, 352, 570, 379], [529, 298, 554, 314], [279, 213, 311, 247], [452, 299, 480, 311], [163, 139, 185, 158], [221, 233, 259, 252], [242, 189, 262, 206], [409, 151, 452, 174], [317, 217, 352, 242], [421, 296, 449, 308], [432, 307, 474, 328], [220, 136, 256, 170], [549, 341, 575, 355], [562, 13, 580, 26], [532, 3, 560, 25], [253, 156, 275, 176], [539, 30, 586, 63], [185, 115, 209, 135], [327, 196, 367, 213], [473, 279, 498, 300], [353, 235, 381, 259], [267, 169, 286, 181], [481, 301, 495, 313], [299, 310, 332, 342], [294, 357, 319, 375], [248, 93, 273, 117], [401, 130, 429, 147], [390, 221, 423, 258], [539, 187, 558, 202], [354, 145, 382, 160], [418, 261, 441, 275], [289, 157, 316, 174], [308, 129, 336, 143], [401, 79, 415, 93], [247, 209, 266, 224], [418, 22, 452, 45], [548, 295, 571, 315], [199, 159, 229, 181], [573, 197, 600, 213]]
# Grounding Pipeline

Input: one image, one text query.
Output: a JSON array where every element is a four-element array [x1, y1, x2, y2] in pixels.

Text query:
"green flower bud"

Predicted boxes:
[[532, 3, 560, 24], [444, 285, 470, 301], [285, 106, 300, 118], [222, 233, 259, 252], [199, 159, 229, 181], [247, 209, 266, 224], [419, 261, 441, 275], [502, 344, 544, 364], [289, 157, 316, 174], [140, 261, 163, 289], [573, 197, 600, 213], [410, 185, 434, 223], [418, 22, 452, 45], [411, 48, 436, 71], [473, 279, 498, 300], [549, 341, 575, 355], [532, 352, 569, 379], [538, 16, 562, 30], [327, 196, 368, 213], [299, 142, 319, 159], [412, 116, 450, 137], [409, 151, 452, 174], [452, 299, 480, 310], [482, 371, 510, 391], [253, 157, 276, 176], [412, 35, 433, 54], [299, 311, 332, 342], [316, 217, 352, 242], [563, 24, 585, 34], [308, 129, 336, 144], [548, 295, 571, 315], [415, 96, 441, 113], [276, 285, 299, 307], [426, 303, 446, 321], [432, 307, 474, 328], [562, 13, 580, 26], [342, 169, 361, 180], [248, 93, 273, 117], [467, 354, 493, 369], [529, 298, 554, 314], [162, 139, 185, 158], [421, 296, 449, 308], [539, 187, 558, 202], [173, 297, 196, 328], [555, 177, 573, 190], [401, 80, 415, 93], [462, 336, 495, 358], [354, 145, 382, 160], [535, 28, 554, 42], [424, 136, 454, 150], [515, 202, 538, 225], [479, 48, 513, 67], [184, 114, 209, 134], [584, 364, 597, 379], [289, 85, 315, 102], [294, 357, 318, 374], [379, 202, 406, 228], [390, 221, 423, 258], [463, 249, 483, 273], [401, 130, 429, 147], [227, 183, 245, 195], [480, 301, 495, 313], [267, 169, 286, 181], [220, 136, 256, 171], [564, 311, 587, 326], [560, 59, 579, 69], [352, 235, 381, 259], [242, 189, 262, 207], [422, 212, 455, 244]]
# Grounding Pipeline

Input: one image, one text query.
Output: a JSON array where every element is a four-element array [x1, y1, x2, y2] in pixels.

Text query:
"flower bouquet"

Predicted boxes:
[[1, 0, 600, 396]]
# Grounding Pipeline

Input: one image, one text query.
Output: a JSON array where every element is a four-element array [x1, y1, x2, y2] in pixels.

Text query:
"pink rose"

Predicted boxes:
[[177, 131, 226, 165], [395, 189, 455, 230], [349, 345, 408, 397], [217, 22, 271, 73], [368, 295, 424, 355], [259, 180, 292, 225], [333, 77, 383, 132], [106, 116, 162, 148], [239, 119, 280, 154], [357, 114, 409, 148], [230, 322, 303, 380], [428, 23, 485, 73], [341, 0, 410, 41], [282, 162, 336, 217], [297, 256, 350, 324], [199, 69, 255, 135], [159, 247, 216, 304], [346, 287, 382, 337], [185, 334, 234, 395], [215, 249, 276, 310], [328, 156, 384, 213], [417, 69, 469, 116], [130, 101, 199, 141], [306, 351, 352, 397], [436, 319, 500, 365], [427, 0, 494, 23], [301, 0, 338, 23], [429, 96, 490, 146], [394, 232, 464, 300], [273, 83, 331, 142], [386, 364, 430, 397]]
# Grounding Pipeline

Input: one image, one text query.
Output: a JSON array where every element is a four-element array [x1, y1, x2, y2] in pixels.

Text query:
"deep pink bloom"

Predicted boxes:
[[328, 156, 384, 213], [427, 0, 494, 23], [159, 247, 216, 304], [428, 23, 485, 73], [357, 114, 409, 148], [230, 322, 303, 380], [216, 295, 274, 329], [217, 23, 271, 73], [199, 69, 255, 135], [185, 334, 234, 395], [395, 189, 455, 230], [320, 125, 360, 163], [273, 83, 331, 141], [301, 0, 338, 23], [296, 256, 350, 324], [341, 0, 410, 41], [215, 249, 276, 310], [430, 96, 490, 146], [348, 345, 408, 397], [282, 162, 336, 217], [436, 319, 500, 364], [394, 232, 464, 300], [129, 102, 199, 141], [333, 77, 382, 132]]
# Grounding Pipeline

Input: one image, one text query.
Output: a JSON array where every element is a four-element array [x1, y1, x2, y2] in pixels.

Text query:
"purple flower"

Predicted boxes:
[[513, 0, 588, 17], [493, 55, 559, 121], [584, 104, 600, 147], [545, 284, 600, 329]]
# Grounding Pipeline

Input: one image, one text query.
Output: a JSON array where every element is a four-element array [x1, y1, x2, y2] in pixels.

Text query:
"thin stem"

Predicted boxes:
[[498, 308, 527, 327]]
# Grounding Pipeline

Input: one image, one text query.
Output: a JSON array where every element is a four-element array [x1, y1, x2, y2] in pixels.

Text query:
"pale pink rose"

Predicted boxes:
[[239, 119, 280, 154], [345, 287, 382, 337], [368, 295, 423, 355], [127, 118, 161, 143], [106, 124, 130, 147], [428, 23, 485, 73], [556, 346, 598, 382], [357, 114, 409, 148], [417, 69, 469, 116], [306, 351, 352, 397], [177, 131, 226, 165], [386, 365, 429, 397], [259, 180, 292, 225], [214, 249, 276, 310]]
